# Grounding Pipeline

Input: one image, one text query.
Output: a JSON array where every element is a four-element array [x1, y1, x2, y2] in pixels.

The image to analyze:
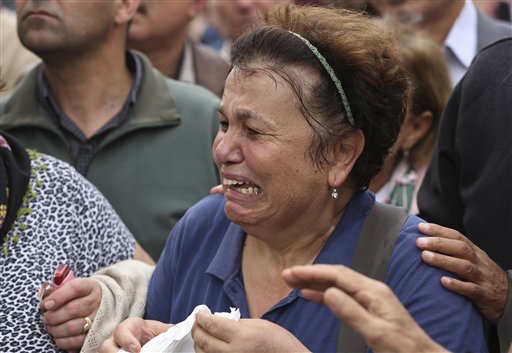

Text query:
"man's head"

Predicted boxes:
[[16, 0, 140, 58], [128, 0, 206, 50], [369, 0, 462, 27], [208, 0, 291, 42]]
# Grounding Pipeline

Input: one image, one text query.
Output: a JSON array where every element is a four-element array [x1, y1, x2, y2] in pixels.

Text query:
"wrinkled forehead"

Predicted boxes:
[[223, 67, 296, 101], [221, 67, 310, 121], [228, 61, 321, 99]]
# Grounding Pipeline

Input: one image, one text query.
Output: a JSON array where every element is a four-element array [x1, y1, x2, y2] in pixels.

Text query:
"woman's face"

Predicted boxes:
[[213, 69, 331, 231]]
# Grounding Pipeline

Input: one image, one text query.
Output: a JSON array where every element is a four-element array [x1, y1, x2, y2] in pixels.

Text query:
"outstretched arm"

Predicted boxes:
[[282, 264, 447, 353]]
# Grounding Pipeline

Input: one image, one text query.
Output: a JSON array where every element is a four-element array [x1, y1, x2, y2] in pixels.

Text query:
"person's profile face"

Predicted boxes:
[[129, 0, 197, 44], [212, 0, 291, 41], [369, 0, 453, 25], [212, 67, 329, 231]]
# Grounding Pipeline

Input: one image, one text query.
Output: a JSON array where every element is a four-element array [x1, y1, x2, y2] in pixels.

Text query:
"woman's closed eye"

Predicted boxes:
[[247, 127, 262, 137], [219, 121, 229, 132]]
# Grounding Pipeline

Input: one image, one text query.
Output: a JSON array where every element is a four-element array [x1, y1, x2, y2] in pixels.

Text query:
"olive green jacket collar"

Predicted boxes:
[[1, 51, 180, 148]]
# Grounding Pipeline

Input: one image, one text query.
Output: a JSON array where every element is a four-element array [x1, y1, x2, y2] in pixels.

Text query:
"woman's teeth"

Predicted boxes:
[[223, 178, 261, 195]]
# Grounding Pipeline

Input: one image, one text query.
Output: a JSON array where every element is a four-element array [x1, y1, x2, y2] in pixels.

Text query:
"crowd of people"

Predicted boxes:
[[0, 0, 511, 352]]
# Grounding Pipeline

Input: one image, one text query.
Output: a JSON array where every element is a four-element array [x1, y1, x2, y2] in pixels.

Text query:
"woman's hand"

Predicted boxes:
[[209, 184, 224, 195], [282, 264, 447, 353], [100, 318, 172, 353], [40, 277, 101, 351], [417, 223, 509, 322], [192, 311, 309, 353]]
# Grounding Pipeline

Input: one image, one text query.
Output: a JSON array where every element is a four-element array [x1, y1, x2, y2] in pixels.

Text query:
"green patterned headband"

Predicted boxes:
[[289, 31, 355, 127]]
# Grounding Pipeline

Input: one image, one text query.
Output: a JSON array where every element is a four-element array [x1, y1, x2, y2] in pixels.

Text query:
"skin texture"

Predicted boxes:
[[192, 312, 309, 353], [208, 0, 290, 41], [282, 264, 448, 353], [99, 64, 364, 353], [17, 0, 120, 58], [127, 0, 206, 78], [213, 68, 363, 241], [101, 317, 172, 353], [417, 223, 509, 322], [15, 0, 140, 138], [40, 278, 102, 351], [215, 69, 332, 234], [369, 0, 461, 26], [39, 243, 153, 351], [368, 0, 464, 44], [129, 0, 199, 45]]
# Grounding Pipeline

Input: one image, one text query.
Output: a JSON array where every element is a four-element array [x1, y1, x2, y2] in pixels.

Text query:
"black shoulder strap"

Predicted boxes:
[[337, 202, 408, 353]]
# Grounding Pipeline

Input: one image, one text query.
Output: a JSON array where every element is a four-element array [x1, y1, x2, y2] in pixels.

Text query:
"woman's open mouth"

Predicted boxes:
[[223, 177, 262, 195]]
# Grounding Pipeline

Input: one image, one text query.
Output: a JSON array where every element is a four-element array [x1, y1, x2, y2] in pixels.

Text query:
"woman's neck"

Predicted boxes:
[[243, 188, 352, 269], [245, 224, 334, 270], [242, 219, 339, 318], [240, 187, 355, 318]]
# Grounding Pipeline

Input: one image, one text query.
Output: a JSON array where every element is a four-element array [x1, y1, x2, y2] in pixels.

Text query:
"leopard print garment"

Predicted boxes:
[[0, 152, 135, 352]]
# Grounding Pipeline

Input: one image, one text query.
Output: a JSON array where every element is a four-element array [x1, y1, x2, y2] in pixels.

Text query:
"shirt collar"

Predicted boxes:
[[205, 190, 373, 282], [444, 0, 478, 69], [206, 221, 245, 282], [37, 50, 143, 108], [177, 39, 196, 84]]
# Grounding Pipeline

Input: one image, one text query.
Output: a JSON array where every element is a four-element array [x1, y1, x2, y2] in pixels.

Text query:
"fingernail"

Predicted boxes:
[[422, 250, 434, 261], [44, 300, 55, 310], [128, 343, 139, 353], [418, 222, 429, 231], [416, 237, 428, 246], [441, 276, 452, 286]]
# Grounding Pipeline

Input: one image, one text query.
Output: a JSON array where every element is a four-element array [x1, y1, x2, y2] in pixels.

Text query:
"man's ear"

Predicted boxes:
[[114, 0, 141, 25], [328, 129, 365, 188], [188, 0, 208, 18], [399, 110, 433, 151]]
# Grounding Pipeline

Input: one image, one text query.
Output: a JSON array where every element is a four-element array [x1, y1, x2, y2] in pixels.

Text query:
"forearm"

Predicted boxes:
[[134, 241, 156, 265]]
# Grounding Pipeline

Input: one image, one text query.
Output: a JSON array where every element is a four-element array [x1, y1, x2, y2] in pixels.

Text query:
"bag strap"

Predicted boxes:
[[337, 202, 408, 353]]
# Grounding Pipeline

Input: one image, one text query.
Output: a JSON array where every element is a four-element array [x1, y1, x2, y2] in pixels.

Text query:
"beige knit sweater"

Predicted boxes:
[[80, 260, 154, 353]]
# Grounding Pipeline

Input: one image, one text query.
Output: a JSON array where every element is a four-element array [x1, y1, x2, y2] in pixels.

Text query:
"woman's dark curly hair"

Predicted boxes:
[[230, 4, 409, 188]]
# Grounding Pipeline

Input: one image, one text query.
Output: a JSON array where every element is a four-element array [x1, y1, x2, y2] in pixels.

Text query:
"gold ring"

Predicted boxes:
[[82, 316, 93, 334]]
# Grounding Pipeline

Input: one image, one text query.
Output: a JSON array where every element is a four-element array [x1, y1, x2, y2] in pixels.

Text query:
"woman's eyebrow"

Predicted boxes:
[[218, 106, 259, 121], [234, 108, 256, 121], [219, 106, 278, 130]]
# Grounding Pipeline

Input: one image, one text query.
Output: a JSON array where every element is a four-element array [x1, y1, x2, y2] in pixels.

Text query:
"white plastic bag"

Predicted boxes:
[[118, 305, 240, 353]]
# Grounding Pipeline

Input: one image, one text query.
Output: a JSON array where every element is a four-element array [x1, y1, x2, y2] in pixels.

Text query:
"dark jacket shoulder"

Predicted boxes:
[[191, 41, 230, 98]]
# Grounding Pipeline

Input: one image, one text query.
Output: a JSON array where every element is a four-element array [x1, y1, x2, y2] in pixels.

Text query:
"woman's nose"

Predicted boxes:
[[214, 131, 243, 165]]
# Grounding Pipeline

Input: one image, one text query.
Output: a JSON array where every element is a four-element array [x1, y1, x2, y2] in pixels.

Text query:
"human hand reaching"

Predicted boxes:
[[282, 264, 447, 353], [417, 223, 508, 322]]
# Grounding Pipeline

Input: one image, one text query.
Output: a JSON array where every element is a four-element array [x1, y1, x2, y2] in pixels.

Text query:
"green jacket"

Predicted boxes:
[[0, 52, 220, 260]]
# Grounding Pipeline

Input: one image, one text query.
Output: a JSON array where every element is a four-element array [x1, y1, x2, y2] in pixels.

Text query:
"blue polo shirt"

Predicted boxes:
[[146, 191, 487, 353]]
